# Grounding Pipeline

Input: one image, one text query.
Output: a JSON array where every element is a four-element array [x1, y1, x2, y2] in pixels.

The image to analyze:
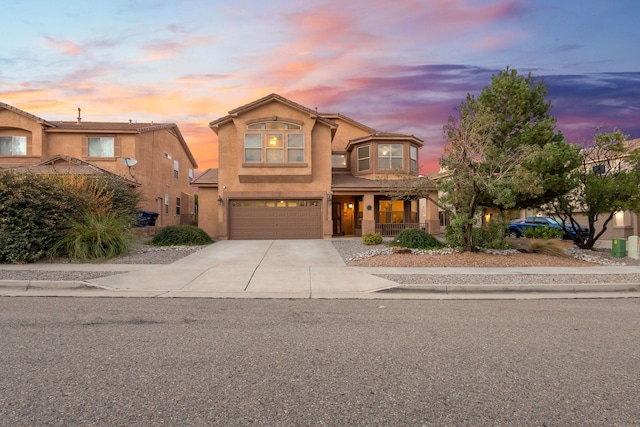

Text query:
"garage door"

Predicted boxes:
[[229, 199, 322, 239]]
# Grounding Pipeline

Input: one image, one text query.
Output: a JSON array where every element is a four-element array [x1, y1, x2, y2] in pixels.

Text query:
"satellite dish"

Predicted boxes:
[[122, 157, 138, 167]]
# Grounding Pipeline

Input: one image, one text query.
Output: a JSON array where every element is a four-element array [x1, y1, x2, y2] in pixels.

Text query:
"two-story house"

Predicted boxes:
[[192, 93, 439, 240], [0, 102, 198, 227]]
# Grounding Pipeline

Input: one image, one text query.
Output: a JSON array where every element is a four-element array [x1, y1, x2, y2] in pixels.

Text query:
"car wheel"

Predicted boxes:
[[509, 230, 519, 238]]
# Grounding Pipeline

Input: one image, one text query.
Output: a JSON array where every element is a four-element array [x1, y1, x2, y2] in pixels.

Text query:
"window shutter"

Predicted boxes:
[[82, 137, 88, 157], [114, 137, 121, 158]]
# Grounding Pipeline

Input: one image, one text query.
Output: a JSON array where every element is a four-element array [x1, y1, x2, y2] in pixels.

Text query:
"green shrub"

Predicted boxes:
[[150, 225, 213, 246], [362, 232, 383, 246], [49, 213, 134, 261], [523, 225, 564, 239], [444, 213, 471, 248], [0, 171, 141, 263], [390, 228, 443, 249], [527, 239, 568, 257], [474, 219, 511, 250], [0, 172, 77, 263]]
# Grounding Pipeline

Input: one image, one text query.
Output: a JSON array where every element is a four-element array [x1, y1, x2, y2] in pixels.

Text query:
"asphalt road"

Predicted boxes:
[[1, 298, 639, 426]]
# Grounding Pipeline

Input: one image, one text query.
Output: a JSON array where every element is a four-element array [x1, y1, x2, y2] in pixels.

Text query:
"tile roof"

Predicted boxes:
[[191, 168, 218, 186], [331, 173, 435, 192], [8, 154, 140, 186]]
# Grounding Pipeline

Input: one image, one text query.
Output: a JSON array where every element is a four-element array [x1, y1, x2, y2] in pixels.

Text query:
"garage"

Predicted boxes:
[[229, 199, 322, 239]]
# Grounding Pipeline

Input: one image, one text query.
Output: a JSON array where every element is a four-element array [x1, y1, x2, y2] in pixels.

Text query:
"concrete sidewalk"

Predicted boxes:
[[1, 240, 639, 299]]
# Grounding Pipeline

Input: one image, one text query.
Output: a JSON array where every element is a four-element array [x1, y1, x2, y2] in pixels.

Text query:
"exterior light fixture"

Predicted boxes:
[[217, 195, 223, 206], [348, 203, 353, 209], [326, 190, 333, 202]]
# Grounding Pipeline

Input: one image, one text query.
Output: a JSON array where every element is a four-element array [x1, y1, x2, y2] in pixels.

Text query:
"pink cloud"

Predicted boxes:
[[42, 36, 83, 55]]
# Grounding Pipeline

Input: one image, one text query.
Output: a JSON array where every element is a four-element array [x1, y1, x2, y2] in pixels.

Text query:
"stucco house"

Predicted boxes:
[[0, 102, 198, 227], [193, 93, 439, 240]]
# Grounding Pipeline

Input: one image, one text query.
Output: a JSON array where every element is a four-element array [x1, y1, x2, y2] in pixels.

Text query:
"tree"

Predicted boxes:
[[440, 107, 538, 252], [439, 67, 581, 252], [470, 67, 580, 209], [546, 129, 640, 249]]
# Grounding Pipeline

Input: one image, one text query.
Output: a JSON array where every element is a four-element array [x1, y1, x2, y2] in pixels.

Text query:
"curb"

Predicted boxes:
[[378, 283, 640, 294]]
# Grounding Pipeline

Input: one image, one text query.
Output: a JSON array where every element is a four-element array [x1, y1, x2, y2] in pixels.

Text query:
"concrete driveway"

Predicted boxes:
[[89, 240, 397, 297]]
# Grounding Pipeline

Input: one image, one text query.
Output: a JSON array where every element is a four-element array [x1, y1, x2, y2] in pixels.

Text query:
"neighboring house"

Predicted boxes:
[[192, 93, 439, 240], [0, 102, 198, 226]]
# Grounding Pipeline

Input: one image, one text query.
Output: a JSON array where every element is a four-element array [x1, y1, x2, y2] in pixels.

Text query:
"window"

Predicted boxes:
[[357, 145, 370, 171], [88, 137, 115, 157], [0, 136, 27, 155], [378, 144, 403, 170], [332, 153, 347, 168], [176, 197, 181, 215], [592, 164, 606, 175], [164, 194, 169, 214], [410, 200, 418, 223], [410, 146, 418, 173], [379, 199, 404, 223], [244, 121, 304, 163], [173, 160, 179, 179], [188, 168, 194, 182], [287, 134, 304, 162], [248, 121, 301, 130], [266, 134, 283, 163], [244, 134, 262, 162]]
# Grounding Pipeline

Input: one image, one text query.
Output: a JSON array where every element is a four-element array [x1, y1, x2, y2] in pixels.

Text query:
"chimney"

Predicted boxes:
[[77, 107, 82, 124]]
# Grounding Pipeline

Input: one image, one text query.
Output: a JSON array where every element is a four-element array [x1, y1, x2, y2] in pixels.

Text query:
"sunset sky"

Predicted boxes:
[[2, 0, 639, 173]]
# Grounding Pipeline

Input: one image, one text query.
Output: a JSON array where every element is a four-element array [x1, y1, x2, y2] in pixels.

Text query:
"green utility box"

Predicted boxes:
[[612, 238, 627, 258]]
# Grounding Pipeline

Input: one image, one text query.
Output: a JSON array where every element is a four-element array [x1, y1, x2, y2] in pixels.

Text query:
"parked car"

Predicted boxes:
[[507, 216, 589, 239]]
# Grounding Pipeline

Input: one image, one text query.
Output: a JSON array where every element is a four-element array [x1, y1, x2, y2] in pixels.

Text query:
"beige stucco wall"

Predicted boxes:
[[196, 186, 219, 239], [0, 108, 45, 164]]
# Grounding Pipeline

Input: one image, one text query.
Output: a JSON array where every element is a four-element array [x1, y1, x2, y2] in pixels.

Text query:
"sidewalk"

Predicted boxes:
[[1, 240, 639, 300]]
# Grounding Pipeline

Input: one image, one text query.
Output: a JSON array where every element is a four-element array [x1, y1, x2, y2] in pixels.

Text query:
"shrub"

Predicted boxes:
[[474, 219, 511, 250], [0, 172, 77, 263], [0, 171, 141, 263], [150, 225, 213, 246], [49, 213, 134, 261], [524, 225, 564, 240], [362, 232, 383, 246], [527, 239, 568, 258], [390, 228, 443, 249]]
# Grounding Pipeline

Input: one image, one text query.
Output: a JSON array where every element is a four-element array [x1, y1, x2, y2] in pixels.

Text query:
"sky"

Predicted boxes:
[[2, 0, 639, 174]]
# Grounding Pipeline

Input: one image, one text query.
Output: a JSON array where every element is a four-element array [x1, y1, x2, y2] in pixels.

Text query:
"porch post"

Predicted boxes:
[[362, 194, 375, 235]]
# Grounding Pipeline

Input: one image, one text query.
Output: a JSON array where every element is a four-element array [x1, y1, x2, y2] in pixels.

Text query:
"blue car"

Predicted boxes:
[[508, 216, 589, 239]]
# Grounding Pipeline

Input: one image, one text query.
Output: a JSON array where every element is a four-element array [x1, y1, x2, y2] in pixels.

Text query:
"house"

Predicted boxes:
[[0, 102, 198, 227], [192, 93, 439, 240]]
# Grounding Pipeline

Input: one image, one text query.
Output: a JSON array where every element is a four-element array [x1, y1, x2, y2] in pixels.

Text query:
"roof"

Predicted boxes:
[[191, 168, 218, 186], [319, 113, 376, 134], [46, 121, 178, 133], [8, 154, 141, 186], [0, 102, 55, 127], [209, 93, 338, 134], [346, 132, 424, 151], [331, 173, 436, 192]]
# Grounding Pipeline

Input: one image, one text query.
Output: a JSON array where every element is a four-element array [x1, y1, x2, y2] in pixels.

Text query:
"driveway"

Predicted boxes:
[[89, 240, 397, 297]]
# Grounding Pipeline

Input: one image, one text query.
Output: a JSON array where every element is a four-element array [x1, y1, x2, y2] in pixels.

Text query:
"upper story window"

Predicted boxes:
[[0, 136, 27, 156], [332, 153, 347, 169], [248, 121, 301, 130], [244, 120, 304, 164], [592, 164, 606, 176], [88, 137, 115, 157], [357, 145, 370, 172], [378, 144, 403, 170], [173, 160, 179, 179], [410, 146, 418, 173]]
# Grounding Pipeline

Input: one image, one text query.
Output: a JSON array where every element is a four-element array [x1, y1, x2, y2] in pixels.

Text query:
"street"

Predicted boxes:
[[1, 298, 639, 426]]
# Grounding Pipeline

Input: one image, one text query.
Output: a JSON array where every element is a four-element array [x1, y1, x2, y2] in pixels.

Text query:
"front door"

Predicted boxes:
[[332, 202, 342, 235]]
